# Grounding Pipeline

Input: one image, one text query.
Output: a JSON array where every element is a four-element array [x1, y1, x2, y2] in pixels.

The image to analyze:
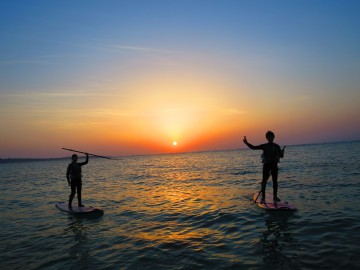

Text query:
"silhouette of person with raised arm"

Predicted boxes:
[[66, 153, 89, 209], [243, 131, 285, 203]]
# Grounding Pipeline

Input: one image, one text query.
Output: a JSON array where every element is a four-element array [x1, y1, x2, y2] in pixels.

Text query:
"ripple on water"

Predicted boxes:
[[1, 143, 360, 269]]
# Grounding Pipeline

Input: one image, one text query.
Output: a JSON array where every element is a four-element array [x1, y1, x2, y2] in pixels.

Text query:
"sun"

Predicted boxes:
[[172, 141, 178, 146]]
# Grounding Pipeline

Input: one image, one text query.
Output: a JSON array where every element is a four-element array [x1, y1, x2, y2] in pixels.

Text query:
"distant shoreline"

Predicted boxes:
[[1, 140, 359, 163], [0, 157, 69, 164]]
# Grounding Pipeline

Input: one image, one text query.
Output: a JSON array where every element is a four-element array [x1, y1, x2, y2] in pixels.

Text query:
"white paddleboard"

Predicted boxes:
[[55, 202, 104, 216], [253, 192, 297, 211]]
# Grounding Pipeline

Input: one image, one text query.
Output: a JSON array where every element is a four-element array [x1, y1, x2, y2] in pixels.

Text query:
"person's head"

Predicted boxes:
[[266, 131, 275, 142], [71, 154, 78, 162]]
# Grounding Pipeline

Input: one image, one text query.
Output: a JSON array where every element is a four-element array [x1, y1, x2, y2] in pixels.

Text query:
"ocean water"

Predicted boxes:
[[1, 141, 360, 270]]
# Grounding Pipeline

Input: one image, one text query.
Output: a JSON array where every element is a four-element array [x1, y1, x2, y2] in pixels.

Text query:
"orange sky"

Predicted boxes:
[[1, 1, 359, 158]]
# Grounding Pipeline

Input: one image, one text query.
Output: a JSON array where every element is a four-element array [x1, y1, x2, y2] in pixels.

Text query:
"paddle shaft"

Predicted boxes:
[[254, 189, 262, 203], [62, 148, 112, 160], [254, 171, 271, 203]]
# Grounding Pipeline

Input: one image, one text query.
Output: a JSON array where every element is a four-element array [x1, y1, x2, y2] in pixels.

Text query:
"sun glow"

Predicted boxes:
[[173, 141, 178, 146]]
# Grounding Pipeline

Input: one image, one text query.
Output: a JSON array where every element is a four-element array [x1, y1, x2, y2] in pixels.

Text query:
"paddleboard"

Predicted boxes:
[[253, 192, 297, 211], [55, 202, 104, 216]]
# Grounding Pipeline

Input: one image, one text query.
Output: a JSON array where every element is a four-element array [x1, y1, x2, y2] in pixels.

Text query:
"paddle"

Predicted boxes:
[[62, 148, 112, 160], [254, 186, 265, 203]]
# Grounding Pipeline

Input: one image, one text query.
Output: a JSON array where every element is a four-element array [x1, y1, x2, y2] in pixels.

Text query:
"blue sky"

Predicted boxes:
[[2, 0, 359, 90]]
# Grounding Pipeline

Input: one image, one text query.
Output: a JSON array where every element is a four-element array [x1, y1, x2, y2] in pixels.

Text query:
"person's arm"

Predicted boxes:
[[243, 136, 262, 150], [66, 164, 71, 186], [79, 153, 89, 166]]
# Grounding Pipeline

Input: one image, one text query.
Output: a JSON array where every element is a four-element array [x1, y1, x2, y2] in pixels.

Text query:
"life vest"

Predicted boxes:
[[68, 162, 82, 180], [261, 143, 281, 164]]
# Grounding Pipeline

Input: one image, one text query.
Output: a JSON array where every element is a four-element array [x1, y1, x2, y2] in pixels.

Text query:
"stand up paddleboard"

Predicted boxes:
[[55, 202, 104, 216], [253, 192, 297, 211]]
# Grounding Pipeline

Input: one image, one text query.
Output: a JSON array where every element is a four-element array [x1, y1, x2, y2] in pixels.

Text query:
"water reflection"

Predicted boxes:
[[260, 212, 300, 270], [65, 218, 91, 260]]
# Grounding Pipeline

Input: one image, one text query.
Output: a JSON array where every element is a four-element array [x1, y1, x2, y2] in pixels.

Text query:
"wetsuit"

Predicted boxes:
[[245, 142, 284, 200], [66, 155, 88, 207]]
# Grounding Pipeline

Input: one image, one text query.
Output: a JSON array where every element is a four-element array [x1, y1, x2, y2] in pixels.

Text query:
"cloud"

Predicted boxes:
[[0, 91, 101, 98], [222, 108, 245, 115], [0, 59, 48, 65], [78, 42, 178, 55], [107, 45, 176, 54], [0, 53, 88, 66], [36, 92, 101, 97]]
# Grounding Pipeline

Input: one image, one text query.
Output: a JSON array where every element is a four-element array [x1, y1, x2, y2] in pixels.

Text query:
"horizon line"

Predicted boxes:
[[1, 139, 358, 162]]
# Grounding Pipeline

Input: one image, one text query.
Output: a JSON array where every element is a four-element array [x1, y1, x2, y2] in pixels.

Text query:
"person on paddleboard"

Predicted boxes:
[[66, 153, 89, 209], [243, 131, 285, 203]]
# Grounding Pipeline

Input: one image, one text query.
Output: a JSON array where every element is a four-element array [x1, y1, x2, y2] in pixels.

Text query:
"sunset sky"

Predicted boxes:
[[1, 1, 359, 158]]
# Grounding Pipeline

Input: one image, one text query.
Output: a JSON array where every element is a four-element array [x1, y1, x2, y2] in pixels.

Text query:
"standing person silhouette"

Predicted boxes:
[[243, 131, 285, 203], [66, 153, 89, 209]]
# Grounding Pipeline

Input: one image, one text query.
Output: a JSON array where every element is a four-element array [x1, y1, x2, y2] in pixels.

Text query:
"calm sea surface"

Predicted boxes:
[[1, 141, 360, 270]]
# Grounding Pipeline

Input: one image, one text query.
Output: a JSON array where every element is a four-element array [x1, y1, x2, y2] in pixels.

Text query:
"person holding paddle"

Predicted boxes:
[[66, 153, 89, 209], [243, 131, 285, 203]]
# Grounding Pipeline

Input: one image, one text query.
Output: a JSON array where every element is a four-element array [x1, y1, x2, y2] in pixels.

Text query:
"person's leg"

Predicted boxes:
[[68, 181, 76, 208], [262, 164, 271, 201], [77, 180, 84, 207], [271, 165, 280, 201]]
